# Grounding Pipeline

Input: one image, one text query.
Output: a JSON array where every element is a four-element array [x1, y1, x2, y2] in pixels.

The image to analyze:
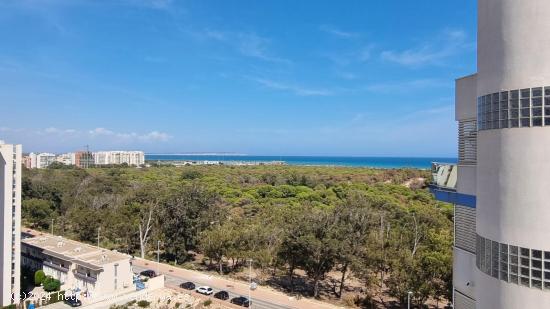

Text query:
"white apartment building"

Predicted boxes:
[[29, 153, 57, 169], [0, 141, 21, 306], [21, 232, 134, 298], [431, 0, 550, 308], [55, 153, 76, 166], [94, 151, 145, 166]]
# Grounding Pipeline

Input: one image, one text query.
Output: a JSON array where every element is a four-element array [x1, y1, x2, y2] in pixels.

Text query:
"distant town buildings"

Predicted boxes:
[[23, 151, 145, 169], [0, 141, 21, 306]]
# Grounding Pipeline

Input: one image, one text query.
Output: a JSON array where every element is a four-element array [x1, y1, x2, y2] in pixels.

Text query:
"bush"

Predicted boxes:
[[34, 270, 46, 286], [42, 276, 61, 292], [203, 299, 212, 307], [137, 300, 150, 308]]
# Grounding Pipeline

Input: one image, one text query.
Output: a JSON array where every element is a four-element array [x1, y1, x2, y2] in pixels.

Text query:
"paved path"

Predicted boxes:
[[133, 258, 341, 309]]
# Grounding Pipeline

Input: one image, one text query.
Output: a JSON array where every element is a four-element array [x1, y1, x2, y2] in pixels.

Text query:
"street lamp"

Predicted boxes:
[[407, 291, 413, 309], [248, 259, 253, 308], [157, 240, 161, 274]]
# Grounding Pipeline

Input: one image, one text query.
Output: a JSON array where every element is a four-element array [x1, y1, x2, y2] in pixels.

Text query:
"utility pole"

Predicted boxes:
[[248, 259, 253, 308], [51, 218, 54, 235], [157, 241, 161, 275], [407, 291, 413, 309], [97, 227, 101, 248]]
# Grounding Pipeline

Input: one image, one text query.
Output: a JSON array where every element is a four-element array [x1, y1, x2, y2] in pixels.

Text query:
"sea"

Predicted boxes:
[[145, 154, 457, 169]]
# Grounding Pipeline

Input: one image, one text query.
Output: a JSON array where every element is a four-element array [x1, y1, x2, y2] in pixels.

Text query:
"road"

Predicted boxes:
[[132, 258, 340, 309]]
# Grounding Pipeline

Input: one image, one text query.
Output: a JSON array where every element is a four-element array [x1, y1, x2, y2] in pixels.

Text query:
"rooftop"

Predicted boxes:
[[22, 229, 130, 270]]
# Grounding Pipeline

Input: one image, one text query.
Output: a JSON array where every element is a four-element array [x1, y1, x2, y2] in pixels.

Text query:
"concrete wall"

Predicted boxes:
[[454, 248, 476, 298], [456, 74, 478, 121], [478, 0, 550, 95]]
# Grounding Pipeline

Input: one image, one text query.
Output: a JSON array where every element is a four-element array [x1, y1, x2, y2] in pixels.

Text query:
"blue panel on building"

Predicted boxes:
[[429, 185, 476, 208]]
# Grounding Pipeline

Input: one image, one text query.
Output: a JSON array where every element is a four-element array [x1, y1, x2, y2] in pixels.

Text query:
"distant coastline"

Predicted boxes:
[[145, 154, 457, 169]]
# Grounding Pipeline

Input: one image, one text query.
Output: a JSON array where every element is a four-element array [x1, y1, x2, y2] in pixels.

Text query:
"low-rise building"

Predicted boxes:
[[21, 232, 134, 298], [55, 153, 76, 166]]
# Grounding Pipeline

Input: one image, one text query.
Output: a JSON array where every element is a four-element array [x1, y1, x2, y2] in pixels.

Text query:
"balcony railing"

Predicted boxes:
[[74, 271, 98, 282], [43, 260, 69, 273], [430, 162, 457, 191]]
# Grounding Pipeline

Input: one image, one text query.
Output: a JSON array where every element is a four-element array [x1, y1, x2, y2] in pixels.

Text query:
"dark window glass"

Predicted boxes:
[[533, 97, 543, 106], [493, 120, 499, 128], [533, 260, 543, 269], [545, 271, 550, 280], [521, 267, 530, 276], [534, 250, 544, 259], [545, 282, 550, 290], [534, 108, 543, 117], [521, 276, 530, 286], [545, 107, 550, 116], [545, 97, 550, 106], [500, 262, 508, 270], [511, 274, 519, 284], [533, 118, 543, 126], [521, 118, 531, 127], [533, 269, 543, 279], [501, 101, 509, 110], [500, 110, 508, 119], [501, 272, 508, 282], [533, 87, 543, 97], [511, 90, 519, 100], [521, 88, 531, 98], [545, 252, 550, 259], [546, 118, 550, 126], [521, 257, 530, 267], [511, 109, 519, 118], [493, 111, 499, 119], [521, 248, 530, 256], [533, 279, 543, 289], [511, 119, 519, 127], [521, 98, 530, 108], [492, 93, 499, 103], [501, 91, 509, 101], [546, 87, 550, 96], [511, 99, 519, 109], [501, 120, 509, 128], [510, 264, 518, 274]]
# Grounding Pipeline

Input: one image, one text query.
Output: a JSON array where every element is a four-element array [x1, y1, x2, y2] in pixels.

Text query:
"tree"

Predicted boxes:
[[34, 270, 45, 286], [22, 199, 56, 230], [42, 276, 61, 292]]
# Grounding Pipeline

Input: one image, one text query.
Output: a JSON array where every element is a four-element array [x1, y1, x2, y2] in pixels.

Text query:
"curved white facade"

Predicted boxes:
[[476, 0, 550, 307]]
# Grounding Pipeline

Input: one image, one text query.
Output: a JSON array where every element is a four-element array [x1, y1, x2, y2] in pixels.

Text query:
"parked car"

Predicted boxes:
[[140, 269, 156, 278], [213, 290, 229, 300], [196, 286, 214, 295], [179, 281, 195, 290], [64, 295, 82, 307], [230, 296, 250, 307]]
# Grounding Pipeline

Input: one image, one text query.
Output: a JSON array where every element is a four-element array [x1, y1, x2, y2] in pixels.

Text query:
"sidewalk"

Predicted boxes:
[[134, 258, 342, 309]]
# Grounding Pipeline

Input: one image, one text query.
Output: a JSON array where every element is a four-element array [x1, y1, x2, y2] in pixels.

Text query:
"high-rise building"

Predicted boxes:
[[94, 151, 145, 166], [0, 141, 21, 306], [431, 0, 550, 308]]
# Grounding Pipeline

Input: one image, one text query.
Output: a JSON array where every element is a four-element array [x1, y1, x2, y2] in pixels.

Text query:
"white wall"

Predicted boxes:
[[454, 248, 476, 298]]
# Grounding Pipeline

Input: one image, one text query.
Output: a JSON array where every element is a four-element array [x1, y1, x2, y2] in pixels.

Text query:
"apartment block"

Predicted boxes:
[[21, 232, 134, 298], [0, 141, 21, 306], [431, 0, 550, 307]]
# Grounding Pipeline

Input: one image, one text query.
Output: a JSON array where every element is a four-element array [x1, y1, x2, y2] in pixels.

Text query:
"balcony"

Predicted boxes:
[[74, 271, 98, 282], [429, 162, 476, 208], [43, 260, 69, 273]]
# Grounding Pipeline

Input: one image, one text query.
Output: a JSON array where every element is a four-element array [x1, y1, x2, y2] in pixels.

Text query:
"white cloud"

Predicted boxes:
[[381, 29, 474, 67], [252, 78, 333, 96], [319, 25, 359, 39]]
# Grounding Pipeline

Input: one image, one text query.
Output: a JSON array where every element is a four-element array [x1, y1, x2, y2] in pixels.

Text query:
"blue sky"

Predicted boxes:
[[0, 0, 477, 156]]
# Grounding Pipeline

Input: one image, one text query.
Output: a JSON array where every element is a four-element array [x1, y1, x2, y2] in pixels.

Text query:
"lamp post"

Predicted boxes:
[[407, 291, 413, 309], [97, 227, 101, 248], [248, 259, 253, 308], [51, 218, 54, 235], [157, 241, 161, 275]]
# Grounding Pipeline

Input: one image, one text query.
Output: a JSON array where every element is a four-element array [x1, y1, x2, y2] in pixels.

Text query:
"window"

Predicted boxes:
[[500, 244, 509, 281]]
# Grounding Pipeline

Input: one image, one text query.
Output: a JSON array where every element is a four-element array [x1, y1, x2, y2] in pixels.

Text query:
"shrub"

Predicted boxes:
[[42, 277, 61, 292], [137, 300, 150, 308], [203, 300, 212, 307], [34, 270, 46, 286]]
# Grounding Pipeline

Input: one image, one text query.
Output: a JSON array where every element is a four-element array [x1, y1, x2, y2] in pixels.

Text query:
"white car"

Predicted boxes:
[[196, 286, 214, 295]]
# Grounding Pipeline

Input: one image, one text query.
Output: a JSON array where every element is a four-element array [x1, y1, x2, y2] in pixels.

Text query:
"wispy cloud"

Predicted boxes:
[[319, 25, 359, 39], [381, 29, 474, 67], [251, 77, 333, 96], [88, 127, 171, 142], [188, 29, 290, 64], [365, 78, 452, 93]]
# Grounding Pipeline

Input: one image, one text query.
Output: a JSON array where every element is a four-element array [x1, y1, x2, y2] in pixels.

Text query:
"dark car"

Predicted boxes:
[[230, 297, 250, 307], [64, 295, 82, 307], [179, 281, 196, 290], [140, 270, 156, 278], [214, 290, 229, 300]]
